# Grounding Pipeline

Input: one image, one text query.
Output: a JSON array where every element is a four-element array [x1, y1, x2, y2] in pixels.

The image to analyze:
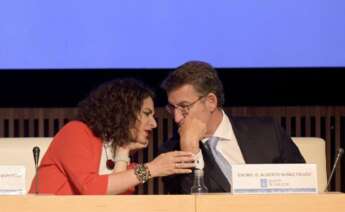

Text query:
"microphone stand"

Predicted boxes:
[[324, 148, 344, 192], [35, 163, 39, 194]]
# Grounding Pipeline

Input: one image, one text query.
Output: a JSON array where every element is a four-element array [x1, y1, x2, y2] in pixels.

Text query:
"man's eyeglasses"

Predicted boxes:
[[165, 95, 205, 116]]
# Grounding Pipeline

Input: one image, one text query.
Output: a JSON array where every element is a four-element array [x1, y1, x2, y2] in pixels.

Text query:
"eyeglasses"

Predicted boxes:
[[165, 95, 205, 116]]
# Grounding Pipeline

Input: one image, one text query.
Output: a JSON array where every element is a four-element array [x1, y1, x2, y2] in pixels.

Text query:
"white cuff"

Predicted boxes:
[[194, 149, 204, 169]]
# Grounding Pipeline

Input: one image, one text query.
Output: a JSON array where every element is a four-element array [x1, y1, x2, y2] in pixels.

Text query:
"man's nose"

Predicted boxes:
[[173, 109, 184, 124]]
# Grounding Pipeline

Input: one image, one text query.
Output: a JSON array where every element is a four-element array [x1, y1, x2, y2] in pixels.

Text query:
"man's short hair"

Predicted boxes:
[[161, 61, 224, 107]]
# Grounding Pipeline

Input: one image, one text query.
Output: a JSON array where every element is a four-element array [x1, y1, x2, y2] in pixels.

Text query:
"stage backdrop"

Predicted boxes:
[[1, 0, 345, 69]]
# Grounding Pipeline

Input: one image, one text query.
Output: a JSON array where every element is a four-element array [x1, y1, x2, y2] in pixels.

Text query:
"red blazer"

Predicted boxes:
[[29, 121, 134, 195]]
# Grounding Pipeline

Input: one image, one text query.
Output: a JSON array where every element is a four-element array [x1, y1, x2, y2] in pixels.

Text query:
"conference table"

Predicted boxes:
[[2, 193, 345, 212]]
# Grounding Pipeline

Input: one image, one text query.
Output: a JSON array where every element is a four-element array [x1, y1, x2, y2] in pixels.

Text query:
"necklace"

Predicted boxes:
[[103, 143, 115, 170]]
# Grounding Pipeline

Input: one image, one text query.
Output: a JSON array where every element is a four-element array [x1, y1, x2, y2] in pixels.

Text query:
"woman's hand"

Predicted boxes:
[[146, 151, 195, 178]]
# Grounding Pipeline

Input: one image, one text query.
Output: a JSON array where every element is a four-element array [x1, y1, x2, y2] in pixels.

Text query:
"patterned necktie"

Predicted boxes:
[[206, 137, 232, 184]]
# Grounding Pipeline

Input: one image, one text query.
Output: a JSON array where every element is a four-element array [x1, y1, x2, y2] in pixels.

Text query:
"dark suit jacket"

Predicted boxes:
[[160, 116, 305, 194]]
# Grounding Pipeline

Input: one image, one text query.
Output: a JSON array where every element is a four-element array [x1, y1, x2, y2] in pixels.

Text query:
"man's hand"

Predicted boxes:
[[178, 116, 207, 154]]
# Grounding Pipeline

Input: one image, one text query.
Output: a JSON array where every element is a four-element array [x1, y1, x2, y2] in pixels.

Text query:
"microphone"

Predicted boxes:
[[32, 146, 40, 194], [324, 148, 344, 192]]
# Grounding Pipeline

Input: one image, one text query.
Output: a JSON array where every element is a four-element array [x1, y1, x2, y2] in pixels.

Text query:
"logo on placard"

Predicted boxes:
[[260, 178, 268, 188]]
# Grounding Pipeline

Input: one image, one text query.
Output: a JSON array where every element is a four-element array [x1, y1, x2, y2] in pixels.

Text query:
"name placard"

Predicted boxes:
[[0, 166, 26, 195], [231, 164, 318, 194]]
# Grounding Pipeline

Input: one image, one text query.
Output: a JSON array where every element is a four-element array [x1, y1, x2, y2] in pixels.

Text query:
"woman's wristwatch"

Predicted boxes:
[[134, 164, 151, 184]]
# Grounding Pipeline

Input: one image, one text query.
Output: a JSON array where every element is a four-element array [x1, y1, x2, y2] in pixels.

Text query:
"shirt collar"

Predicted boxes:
[[202, 110, 234, 142]]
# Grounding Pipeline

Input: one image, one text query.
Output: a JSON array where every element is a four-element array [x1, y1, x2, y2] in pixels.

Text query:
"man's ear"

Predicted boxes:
[[206, 93, 218, 112]]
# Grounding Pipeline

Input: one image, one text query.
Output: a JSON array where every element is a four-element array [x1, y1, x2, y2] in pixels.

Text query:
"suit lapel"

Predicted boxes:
[[200, 142, 230, 192], [230, 116, 260, 163]]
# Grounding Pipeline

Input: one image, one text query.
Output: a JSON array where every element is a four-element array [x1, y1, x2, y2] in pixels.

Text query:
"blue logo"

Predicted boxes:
[[260, 178, 268, 188]]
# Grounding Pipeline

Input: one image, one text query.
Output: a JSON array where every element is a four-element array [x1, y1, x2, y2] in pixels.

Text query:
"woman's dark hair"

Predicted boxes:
[[77, 78, 154, 148]]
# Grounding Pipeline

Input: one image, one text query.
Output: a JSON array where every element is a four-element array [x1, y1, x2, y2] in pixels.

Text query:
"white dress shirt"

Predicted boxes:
[[195, 110, 245, 171], [99, 142, 114, 175]]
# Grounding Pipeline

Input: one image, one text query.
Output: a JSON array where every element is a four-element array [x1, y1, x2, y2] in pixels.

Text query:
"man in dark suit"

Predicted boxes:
[[160, 61, 305, 194]]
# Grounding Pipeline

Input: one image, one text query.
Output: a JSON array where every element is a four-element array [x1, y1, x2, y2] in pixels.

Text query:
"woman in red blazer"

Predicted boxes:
[[29, 78, 195, 195]]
